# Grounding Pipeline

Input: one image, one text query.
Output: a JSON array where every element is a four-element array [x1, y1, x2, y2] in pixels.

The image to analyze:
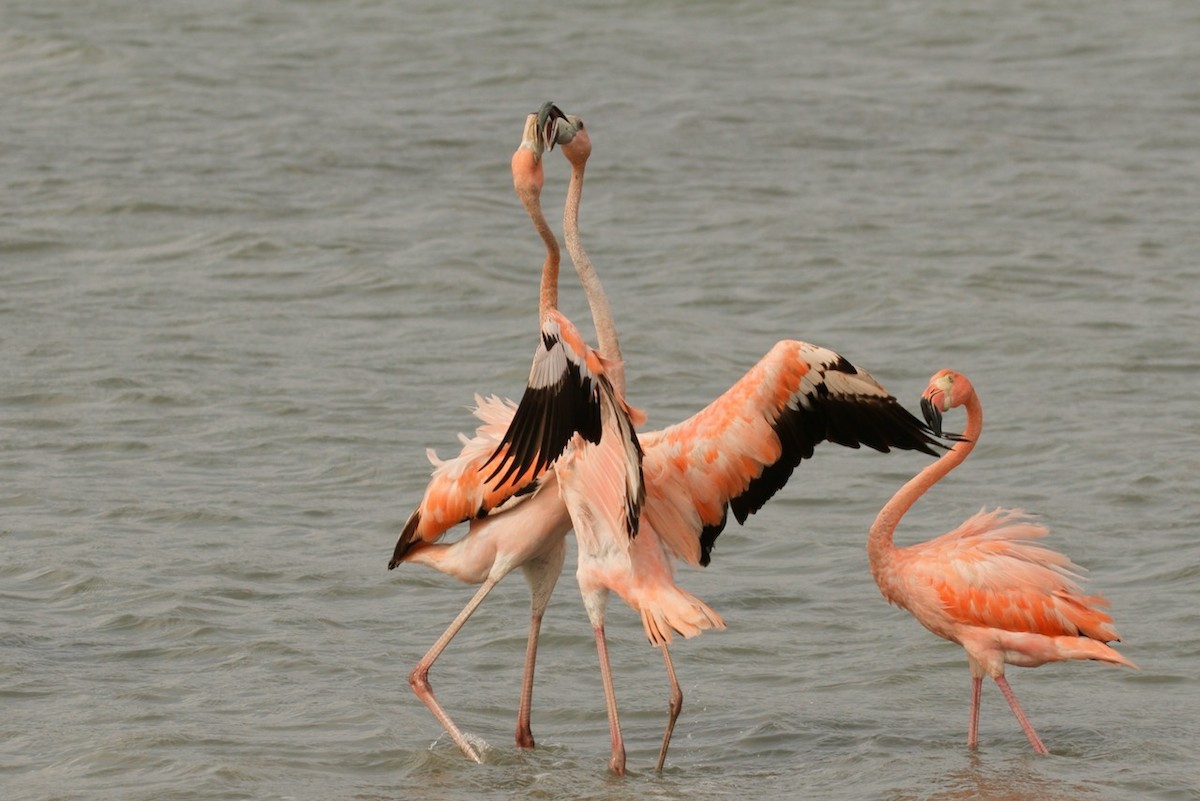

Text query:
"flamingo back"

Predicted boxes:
[[889, 508, 1123, 644]]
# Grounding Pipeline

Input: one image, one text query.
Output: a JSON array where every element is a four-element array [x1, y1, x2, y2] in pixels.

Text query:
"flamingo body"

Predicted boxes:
[[876, 507, 1133, 674], [389, 394, 553, 568], [483, 308, 645, 544], [395, 396, 571, 583]]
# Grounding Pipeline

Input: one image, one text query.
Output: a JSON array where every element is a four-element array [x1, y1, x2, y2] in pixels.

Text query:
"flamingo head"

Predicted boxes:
[[555, 114, 591, 168], [513, 113, 548, 199], [920, 369, 973, 438]]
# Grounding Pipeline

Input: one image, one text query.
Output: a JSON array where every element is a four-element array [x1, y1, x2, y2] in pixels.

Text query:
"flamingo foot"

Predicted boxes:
[[515, 724, 535, 750], [609, 746, 626, 776]]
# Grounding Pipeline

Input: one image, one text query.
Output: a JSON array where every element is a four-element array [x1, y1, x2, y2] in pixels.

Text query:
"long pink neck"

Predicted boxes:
[[516, 181, 560, 320], [563, 158, 625, 396], [867, 393, 982, 574]]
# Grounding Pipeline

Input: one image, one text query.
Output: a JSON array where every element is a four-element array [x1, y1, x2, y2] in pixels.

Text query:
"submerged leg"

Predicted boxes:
[[967, 676, 982, 749], [514, 609, 544, 750], [655, 644, 682, 773], [409, 578, 499, 763], [993, 675, 1048, 754], [593, 624, 626, 775], [515, 547, 564, 749]]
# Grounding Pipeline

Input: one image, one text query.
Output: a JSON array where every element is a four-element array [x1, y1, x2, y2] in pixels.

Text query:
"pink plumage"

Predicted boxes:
[[868, 369, 1136, 754]]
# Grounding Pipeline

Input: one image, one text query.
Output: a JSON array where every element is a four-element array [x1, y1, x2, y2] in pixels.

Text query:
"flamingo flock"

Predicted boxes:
[[387, 102, 1136, 772]]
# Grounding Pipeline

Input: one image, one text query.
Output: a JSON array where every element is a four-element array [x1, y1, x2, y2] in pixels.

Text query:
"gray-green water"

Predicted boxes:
[[3, 1, 1198, 799]]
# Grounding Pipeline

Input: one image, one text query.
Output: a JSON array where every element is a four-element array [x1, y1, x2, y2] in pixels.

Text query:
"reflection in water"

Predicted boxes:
[[900, 754, 1100, 801]]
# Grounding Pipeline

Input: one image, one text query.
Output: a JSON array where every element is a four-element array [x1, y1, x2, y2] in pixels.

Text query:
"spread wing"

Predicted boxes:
[[640, 340, 946, 566]]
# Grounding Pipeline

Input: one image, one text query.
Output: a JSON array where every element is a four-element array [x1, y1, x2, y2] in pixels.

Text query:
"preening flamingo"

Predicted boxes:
[[867, 369, 1137, 753]]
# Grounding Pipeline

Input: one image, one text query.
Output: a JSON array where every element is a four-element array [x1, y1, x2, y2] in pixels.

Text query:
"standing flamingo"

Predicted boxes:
[[549, 107, 687, 771], [867, 369, 1137, 753], [385, 108, 595, 763]]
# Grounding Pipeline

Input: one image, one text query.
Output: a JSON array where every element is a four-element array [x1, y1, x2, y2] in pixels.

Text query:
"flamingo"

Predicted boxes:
[[390, 102, 947, 773], [385, 108, 599, 764], [867, 369, 1138, 753], [549, 107, 691, 772], [484, 104, 950, 773]]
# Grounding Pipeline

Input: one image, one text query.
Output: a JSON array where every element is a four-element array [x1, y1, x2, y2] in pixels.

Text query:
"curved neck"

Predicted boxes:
[[867, 393, 982, 570], [563, 159, 625, 396], [516, 174, 559, 321], [513, 114, 559, 321]]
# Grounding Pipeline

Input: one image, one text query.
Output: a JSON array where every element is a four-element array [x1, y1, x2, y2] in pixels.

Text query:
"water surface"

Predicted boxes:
[[3, 1, 1198, 799]]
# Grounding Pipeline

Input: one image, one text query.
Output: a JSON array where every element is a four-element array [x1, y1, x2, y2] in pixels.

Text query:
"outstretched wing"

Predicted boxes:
[[640, 340, 946, 566], [481, 309, 644, 540]]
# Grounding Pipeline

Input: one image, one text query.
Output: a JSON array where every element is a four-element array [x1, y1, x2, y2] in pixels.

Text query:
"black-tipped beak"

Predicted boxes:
[[921, 396, 943, 436], [537, 102, 566, 151], [920, 395, 969, 443]]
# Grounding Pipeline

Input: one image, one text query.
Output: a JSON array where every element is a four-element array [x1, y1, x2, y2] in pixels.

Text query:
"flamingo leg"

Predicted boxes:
[[515, 549, 563, 750], [655, 644, 682, 773], [993, 675, 1049, 755], [968, 676, 982, 749], [409, 578, 499, 763], [514, 609, 544, 750], [592, 625, 626, 775]]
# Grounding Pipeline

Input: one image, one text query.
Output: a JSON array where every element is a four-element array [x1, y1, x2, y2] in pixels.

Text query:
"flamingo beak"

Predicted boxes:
[[920, 386, 969, 443], [537, 102, 566, 152], [920, 394, 944, 436]]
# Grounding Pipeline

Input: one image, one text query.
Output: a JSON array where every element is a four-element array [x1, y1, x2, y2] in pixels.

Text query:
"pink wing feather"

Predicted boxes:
[[640, 340, 945, 566], [888, 508, 1122, 643]]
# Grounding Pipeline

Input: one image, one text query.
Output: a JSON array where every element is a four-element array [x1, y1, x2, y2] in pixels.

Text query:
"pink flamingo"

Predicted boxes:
[[386, 109, 590, 764], [867, 369, 1138, 753]]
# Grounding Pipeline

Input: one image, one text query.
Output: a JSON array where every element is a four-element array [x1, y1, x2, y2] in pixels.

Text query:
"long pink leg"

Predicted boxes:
[[967, 676, 982, 748], [993, 675, 1049, 754], [655, 644, 682, 773], [409, 578, 499, 763], [514, 550, 562, 750], [593, 625, 626, 775], [514, 609, 544, 749]]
